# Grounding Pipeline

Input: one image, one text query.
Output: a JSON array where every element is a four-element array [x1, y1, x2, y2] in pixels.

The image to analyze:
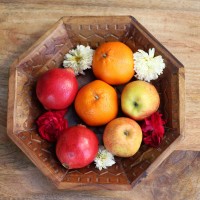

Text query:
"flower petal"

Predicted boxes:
[[94, 146, 115, 170], [149, 48, 155, 58], [134, 48, 166, 82], [63, 45, 94, 75], [141, 111, 166, 147], [36, 110, 68, 142]]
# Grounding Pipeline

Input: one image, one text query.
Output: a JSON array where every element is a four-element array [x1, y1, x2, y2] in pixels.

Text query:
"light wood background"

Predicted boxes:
[[0, 1, 199, 199]]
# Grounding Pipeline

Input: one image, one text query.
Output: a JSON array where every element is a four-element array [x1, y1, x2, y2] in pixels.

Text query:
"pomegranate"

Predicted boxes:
[[56, 125, 99, 169], [36, 68, 78, 110]]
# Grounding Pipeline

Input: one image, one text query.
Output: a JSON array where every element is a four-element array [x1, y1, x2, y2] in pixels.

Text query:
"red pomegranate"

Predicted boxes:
[[56, 125, 99, 169], [36, 68, 78, 110]]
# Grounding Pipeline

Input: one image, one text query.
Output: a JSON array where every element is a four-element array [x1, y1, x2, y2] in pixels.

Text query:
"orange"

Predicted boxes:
[[92, 41, 134, 85], [74, 80, 118, 126]]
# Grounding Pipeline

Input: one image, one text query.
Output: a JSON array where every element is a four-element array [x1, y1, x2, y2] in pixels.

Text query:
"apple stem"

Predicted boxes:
[[124, 130, 129, 136], [133, 101, 139, 107]]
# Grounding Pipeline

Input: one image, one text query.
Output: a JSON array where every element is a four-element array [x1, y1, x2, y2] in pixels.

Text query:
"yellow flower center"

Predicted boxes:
[[75, 56, 82, 63]]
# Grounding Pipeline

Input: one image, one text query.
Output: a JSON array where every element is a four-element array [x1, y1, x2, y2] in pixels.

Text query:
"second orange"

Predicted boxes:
[[75, 80, 118, 126]]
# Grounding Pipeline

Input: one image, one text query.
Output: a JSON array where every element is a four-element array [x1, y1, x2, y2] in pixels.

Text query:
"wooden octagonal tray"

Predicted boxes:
[[7, 16, 185, 190]]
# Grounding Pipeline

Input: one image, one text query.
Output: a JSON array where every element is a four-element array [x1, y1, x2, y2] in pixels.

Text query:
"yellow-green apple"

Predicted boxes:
[[121, 80, 160, 120], [103, 117, 142, 157]]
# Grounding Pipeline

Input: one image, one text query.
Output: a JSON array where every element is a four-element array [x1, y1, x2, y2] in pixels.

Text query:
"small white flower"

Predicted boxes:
[[134, 48, 166, 82], [63, 45, 94, 75], [94, 146, 115, 171]]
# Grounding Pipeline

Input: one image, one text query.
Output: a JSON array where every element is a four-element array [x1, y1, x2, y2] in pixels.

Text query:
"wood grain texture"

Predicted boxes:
[[0, 0, 200, 199]]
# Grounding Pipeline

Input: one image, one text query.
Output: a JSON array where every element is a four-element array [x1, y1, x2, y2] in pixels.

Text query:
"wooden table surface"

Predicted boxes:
[[0, 1, 200, 199]]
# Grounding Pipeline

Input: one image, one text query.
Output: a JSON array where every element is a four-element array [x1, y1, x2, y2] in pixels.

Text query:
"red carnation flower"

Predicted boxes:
[[36, 110, 68, 142], [141, 111, 166, 147]]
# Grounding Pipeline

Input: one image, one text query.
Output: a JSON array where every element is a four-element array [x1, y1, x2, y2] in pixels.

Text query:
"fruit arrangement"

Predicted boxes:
[[36, 41, 166, 170]]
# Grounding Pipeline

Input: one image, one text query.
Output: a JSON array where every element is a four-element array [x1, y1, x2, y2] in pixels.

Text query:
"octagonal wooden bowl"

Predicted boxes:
[[7, 16, 185, 190]]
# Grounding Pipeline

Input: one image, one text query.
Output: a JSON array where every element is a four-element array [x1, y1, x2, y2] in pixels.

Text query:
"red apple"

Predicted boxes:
[[36, 68, 78, 110], [103, 117, 142, 157], [56, 125, 99, 169], [121, 80, 160, 120]]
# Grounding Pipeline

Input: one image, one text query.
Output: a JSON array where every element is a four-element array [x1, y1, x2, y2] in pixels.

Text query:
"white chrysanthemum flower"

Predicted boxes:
[[94, 146, 115, 171], [63, 45, 94, 75], [134, 48, 166, 82]]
